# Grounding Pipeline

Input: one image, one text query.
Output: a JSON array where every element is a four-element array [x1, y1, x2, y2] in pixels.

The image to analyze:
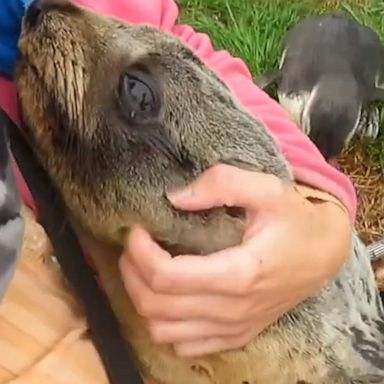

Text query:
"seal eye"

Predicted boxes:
[[119, 70, 159, 123]]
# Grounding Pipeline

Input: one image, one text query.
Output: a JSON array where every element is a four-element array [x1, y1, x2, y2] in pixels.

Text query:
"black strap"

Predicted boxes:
[[2, 108, 144, 384]]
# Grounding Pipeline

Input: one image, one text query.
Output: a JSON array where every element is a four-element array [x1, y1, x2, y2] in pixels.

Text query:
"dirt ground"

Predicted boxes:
[[337, 143, 383, 245], [331, 142, 384, 290]]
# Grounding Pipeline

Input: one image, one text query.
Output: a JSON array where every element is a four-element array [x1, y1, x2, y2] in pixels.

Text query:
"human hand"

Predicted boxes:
[[119, 164, 352, 357]]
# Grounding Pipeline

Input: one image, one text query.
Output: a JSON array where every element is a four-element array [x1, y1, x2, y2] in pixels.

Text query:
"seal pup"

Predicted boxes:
[[256, 13, 384, 160], [15, 1, 384, 383]]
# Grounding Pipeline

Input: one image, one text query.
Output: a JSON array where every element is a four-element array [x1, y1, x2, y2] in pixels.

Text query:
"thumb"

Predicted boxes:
[[167, 164, 284, 211]]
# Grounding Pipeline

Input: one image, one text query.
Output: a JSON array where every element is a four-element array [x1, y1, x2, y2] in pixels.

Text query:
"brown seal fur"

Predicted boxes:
[[15, 1, 384, 383]]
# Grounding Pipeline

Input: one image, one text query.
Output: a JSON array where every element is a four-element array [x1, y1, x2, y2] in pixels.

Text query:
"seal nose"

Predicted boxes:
[[24, 0, 44, 28], [25, 0, 68, 28]]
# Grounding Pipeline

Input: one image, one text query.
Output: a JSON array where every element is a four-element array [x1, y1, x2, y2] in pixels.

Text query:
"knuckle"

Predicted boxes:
[[148, 272, 163, 292], [148, 268, 169, 292], [234, 329, 255, 349], [135, 294, 155, 318], [234, 280, 253, 296], [226, 328, 254, 350], [267, 175, 285, 198], [222, 311, 241, 323], [148, 323, 165, 344], [209, 164, 232, 183], [235, 300, 254, 323], [234, 264, 256, 296], [228, 321, 251, 337], [221, 301, 251, 323], [226, 337, 246, 351]]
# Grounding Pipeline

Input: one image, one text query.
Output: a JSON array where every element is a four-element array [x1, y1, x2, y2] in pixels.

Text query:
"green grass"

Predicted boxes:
[[177, 0, 384, 167], [361, 130, 384, 172]]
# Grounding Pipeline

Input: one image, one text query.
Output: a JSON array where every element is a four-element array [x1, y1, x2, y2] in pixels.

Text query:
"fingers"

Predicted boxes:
[[167, 164, 284, 212], [172, 312, 278, 357], [123, 225, 172, 286], [147, 319, 253, 344], [120, 257, 257, 323], [123, 226, 262, 296], [173, 327, 257, 357]]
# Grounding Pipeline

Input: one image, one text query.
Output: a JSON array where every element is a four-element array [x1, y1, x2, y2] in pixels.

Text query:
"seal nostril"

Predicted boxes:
[[24, 0, 74, 28], [25, 0, 43, 28]]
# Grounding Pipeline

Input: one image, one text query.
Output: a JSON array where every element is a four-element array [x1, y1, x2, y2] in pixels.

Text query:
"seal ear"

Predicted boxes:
[[254, 69, 280, 91]]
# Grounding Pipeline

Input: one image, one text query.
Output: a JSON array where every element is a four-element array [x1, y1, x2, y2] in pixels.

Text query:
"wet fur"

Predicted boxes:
[[15, 2, 384, 383]]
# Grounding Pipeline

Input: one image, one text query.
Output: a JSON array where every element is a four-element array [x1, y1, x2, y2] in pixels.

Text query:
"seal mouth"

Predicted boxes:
[[18, 2, 43, 51], [17, 23, 40, 76], [16, 51, 41, 86]]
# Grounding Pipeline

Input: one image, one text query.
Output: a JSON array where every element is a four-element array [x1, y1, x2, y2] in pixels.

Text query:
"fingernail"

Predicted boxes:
[[168, 187, 193, 203]]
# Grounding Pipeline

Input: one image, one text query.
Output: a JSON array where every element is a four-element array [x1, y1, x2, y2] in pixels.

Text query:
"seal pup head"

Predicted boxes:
[[301, 74, 362, 160], [16, 0, 291, 255]]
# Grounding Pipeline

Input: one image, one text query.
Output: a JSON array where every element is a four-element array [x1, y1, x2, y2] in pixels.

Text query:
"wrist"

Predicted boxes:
[[293, 184, 353, 281], [315, 198, 353, 280], [293, 183, 350, 218]]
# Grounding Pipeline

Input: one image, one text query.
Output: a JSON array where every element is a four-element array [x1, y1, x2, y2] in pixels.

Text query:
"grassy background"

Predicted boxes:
[[177, 0, 384, 168]]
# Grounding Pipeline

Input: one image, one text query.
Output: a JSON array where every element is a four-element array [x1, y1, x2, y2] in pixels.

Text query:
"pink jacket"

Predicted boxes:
[[0, 0, 357, 221]]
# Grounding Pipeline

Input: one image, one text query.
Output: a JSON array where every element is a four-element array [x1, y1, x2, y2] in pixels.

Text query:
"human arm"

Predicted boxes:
[[120, 165, 352, 356]]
